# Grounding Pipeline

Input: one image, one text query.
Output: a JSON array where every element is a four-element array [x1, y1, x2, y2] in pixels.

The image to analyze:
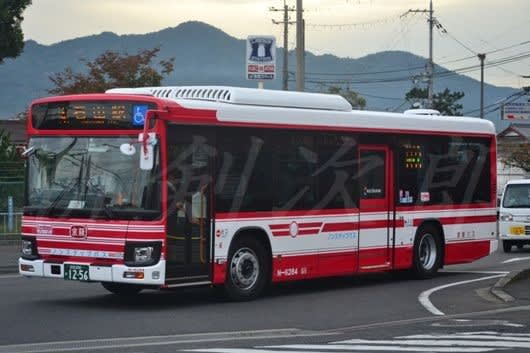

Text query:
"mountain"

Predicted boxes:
[[0, 21, 519, 130]]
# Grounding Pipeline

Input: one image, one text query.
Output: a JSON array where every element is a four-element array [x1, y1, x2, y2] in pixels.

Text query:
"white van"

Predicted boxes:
[[498, 179, 530, 252]]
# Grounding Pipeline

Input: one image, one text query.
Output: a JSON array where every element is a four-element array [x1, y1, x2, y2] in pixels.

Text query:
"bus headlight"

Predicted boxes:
[[21, 237, 39, 260], [22, 240, 33, 256], [500, 213, 513, 222], [134, 246, 154, 263], [124, 242, 161, 266]]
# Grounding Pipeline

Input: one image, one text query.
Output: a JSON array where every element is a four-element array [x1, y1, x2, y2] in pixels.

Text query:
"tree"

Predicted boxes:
[[0, 0, 32, 63], [328, 86, 366, 110], [405, 87, 465, 116], [0, 128, 18, 161], [48, 47, 174, 95], [499, 141, 530, 173], [0, 128, 23, 183]]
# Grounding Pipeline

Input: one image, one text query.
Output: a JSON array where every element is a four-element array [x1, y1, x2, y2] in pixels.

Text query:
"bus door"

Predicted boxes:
[[358, 145, 394, 271], [165, 126, 214, 283]]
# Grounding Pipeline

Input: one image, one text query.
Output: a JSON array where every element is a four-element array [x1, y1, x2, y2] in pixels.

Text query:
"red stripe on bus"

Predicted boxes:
[[269, 222, 323, 230], [216, 208, 359, 220], [397, 202, 495, 212], [272, 229, 318, 237], [322, 222, 358, 232], [413, 215, 497, 227]]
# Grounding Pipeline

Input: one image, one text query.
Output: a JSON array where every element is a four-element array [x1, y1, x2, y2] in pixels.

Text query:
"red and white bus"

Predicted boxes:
[[19, 86, 497, 300]]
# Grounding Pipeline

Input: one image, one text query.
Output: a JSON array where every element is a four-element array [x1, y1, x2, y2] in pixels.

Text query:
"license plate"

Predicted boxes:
[[510, 226, 525, 235], [64, 264, 90, 281]]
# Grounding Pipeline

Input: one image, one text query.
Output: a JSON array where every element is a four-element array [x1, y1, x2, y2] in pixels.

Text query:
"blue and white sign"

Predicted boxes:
[[502, 102, 530, 120], [246, 35, 276, 80], [132, 105, 148, 126]]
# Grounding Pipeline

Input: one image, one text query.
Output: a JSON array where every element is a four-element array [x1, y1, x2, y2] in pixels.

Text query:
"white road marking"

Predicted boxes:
[[442, 270, 509, 275], [0, 328, 331, 353], [502, 257, 530, 264], [190, 331, 530, 353], [402, 334, 530, 341], [418, 274, 505, 316], [198, 346, 495, 353], [337, 338, 530, 349], [186, 350, 333, 353]]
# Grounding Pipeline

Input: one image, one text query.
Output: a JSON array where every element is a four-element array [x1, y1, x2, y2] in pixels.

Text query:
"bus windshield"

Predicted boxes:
[[502, 184, 530, 209], [25, 136, 161, 220]]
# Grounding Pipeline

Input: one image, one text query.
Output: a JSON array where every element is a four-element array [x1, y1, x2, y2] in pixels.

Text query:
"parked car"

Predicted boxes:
[[498, 179, 530, 252]]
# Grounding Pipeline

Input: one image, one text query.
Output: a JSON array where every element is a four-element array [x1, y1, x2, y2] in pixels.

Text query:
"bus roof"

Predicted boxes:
[[104, 85, 496, 136]]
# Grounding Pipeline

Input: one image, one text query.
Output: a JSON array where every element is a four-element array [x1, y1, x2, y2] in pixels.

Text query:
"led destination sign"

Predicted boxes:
[[32, 101, 155, 130]]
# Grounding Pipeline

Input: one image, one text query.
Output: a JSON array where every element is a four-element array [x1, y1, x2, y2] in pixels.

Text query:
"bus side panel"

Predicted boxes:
[[317, 251, 357, 277], [444, 240, 491, 265], [392, 246, 414, 270], [272, 253, 319, 282]]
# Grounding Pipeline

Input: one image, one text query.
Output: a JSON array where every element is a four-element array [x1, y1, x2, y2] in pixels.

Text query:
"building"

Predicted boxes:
[[497, 123, 530, 193]]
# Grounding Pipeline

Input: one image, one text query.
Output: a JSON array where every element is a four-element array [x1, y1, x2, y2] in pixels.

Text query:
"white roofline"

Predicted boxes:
[[105, 85, 496, 136], [107, 85, 352, 112]]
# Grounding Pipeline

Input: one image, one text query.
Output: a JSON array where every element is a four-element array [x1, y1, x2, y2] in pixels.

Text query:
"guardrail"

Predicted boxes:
[[0, 211, 23, 241]]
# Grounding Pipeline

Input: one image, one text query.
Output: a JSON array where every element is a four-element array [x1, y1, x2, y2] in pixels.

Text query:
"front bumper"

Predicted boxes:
[[19, 258, 166, 286], [499, 222, 530, 241]]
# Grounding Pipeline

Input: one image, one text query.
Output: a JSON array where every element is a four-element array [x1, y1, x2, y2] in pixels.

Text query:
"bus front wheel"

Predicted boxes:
[[412, 225, 442, 279], [503, 240, 512, 253], [101, 282, 143, 296], [225, 237, 270, 301]]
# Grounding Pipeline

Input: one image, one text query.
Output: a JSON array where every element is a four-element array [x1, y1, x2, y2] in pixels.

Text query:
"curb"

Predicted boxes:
[[490, 268, 530, 302]]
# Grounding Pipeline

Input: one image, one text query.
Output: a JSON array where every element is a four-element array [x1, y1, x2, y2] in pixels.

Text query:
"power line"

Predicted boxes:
[[463, 90, 526, 115], [288, 51, 530, 86], [304, 13, 401, 30]]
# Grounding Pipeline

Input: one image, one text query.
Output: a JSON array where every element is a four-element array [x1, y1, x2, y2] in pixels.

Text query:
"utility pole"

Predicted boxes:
[[296, 0, 305, 91], [270, 2, 295, 91], [402, 0, 435, 108], [478, 53, 486, 119], [427, 0, 434, 108]]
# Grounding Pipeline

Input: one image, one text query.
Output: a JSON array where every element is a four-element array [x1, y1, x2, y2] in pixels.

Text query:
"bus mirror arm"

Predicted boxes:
[[138, 109, 167, 170], [141, 109, 167, 155]]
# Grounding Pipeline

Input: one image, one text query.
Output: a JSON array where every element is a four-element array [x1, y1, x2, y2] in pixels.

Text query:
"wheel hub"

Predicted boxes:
[[419, 233, 437, 270], [230, 247, 259, 290]]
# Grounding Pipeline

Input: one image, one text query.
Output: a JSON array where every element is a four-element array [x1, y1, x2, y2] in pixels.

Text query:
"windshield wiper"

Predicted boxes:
[[46, 155, 85, 216], [46, 179, 82, 216]]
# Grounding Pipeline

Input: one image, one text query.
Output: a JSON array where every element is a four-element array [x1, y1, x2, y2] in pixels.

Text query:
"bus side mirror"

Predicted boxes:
[[139, 132, 157, 170]]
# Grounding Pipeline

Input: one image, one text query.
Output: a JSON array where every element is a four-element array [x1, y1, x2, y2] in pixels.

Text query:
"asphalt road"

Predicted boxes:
[[0, 248, 529, 353]]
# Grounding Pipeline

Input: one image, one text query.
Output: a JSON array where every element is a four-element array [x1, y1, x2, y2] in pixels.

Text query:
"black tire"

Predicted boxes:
[[224, 236, 270, 301], [101, 282, 143, 296], [412, 224, 442, 279], [503, 240, 512, 253]]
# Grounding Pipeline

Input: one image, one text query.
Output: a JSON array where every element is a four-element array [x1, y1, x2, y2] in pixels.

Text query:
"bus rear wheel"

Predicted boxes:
[[225, 237, 270, 301], [101, 282, 143, 296], [412, 225, 442, 279]]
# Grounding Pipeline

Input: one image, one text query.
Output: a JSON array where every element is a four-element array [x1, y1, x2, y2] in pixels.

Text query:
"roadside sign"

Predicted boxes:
[[246, 35, 276, 81], [502, 102, 530, 120]]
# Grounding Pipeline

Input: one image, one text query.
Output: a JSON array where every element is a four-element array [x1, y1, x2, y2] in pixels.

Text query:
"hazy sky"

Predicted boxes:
[[21, 0, 530, 88]]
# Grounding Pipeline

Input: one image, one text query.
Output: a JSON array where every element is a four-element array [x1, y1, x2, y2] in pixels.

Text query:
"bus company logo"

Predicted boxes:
[[36, 224, 53, 235], [289, 221, 299, 238], [328, 231, 358, 241], [70, 225, 88, 239], [248, 38, 274, 62]]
